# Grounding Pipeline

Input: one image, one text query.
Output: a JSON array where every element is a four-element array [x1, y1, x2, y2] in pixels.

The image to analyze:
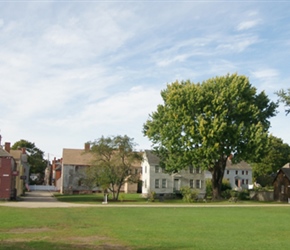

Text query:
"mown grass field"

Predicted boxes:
[[1, 194, 290, 250]]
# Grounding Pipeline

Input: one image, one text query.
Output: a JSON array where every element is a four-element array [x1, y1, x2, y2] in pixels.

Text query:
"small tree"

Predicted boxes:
[[88, 135, 142, 201]]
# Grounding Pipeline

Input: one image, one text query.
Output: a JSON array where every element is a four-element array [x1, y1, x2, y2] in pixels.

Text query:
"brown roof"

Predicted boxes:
[[226, 160, 252, 170], [62, 148, 94, 166], [9, 149, 22, 160]]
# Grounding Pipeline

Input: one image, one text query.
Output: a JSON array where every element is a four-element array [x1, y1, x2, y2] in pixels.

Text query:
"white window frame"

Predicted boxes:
[[189, 179, 194, 188], [155, 179, 160, 189], [196, 179, 201, 189], [162, 179, 167, 188], [155, 166, 160, 173]]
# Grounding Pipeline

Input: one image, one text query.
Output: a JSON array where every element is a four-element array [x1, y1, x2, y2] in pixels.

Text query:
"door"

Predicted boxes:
[[174, 179, 180, 192]]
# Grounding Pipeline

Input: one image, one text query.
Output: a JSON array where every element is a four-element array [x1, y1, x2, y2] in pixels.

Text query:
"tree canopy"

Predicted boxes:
[[143, 74, 277, 199], [11, 139, 47, 177], [252, 135, 290, 186], [87, 135, 142, 200], [276, 88, 290, 115]]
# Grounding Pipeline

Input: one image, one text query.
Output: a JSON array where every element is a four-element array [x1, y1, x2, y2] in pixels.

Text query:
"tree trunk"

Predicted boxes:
[[211, 157, 228, 200]]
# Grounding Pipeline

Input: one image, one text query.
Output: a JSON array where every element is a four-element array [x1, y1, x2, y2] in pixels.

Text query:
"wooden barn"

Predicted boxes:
[[273, 167, 290, 202]]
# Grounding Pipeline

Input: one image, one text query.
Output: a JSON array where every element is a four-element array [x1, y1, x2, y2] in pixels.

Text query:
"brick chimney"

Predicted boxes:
[[5, 142, 10, 153], [84, 142, 90, 151], [22, 147, 26, 154]]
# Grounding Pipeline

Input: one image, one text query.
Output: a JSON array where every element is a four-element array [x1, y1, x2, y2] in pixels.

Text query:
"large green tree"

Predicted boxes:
[[252, 135, 290, 186], [276, 88, 290, 115], [87, 135, 142, 200], [11, 140, 47, 176], [143, 74, 277, 199]]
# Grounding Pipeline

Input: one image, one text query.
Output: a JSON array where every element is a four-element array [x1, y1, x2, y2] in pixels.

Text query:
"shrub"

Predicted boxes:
[[221, 179, 231, 191], [238, 190, 250, 200], [119, 193, 125, 202], [180, 186, 199, 203], [147, 191, 156, 202], [206, 179, 212, 197], [221, 189, 231, 199], [206, 178, 232, 199]]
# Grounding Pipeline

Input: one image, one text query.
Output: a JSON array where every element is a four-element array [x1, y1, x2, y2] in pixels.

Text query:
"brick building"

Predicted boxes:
[[0, 143, 17, 200]]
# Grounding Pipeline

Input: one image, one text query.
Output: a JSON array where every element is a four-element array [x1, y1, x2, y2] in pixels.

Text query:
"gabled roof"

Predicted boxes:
[[273, 167, 290, 183], [144, 150, 252, 170], [226, 160, 252, 170], [62, 148, 94, 166], [144, 150, 160, 165], [281, 168, 290, 180], [0, 147, 11, 157]]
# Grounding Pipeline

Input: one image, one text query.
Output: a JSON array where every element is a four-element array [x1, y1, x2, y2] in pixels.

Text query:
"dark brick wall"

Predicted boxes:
[[0, 157, 13, 199]]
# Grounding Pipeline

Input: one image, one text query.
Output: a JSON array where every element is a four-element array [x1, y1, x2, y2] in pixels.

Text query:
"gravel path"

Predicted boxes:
[[0, 191, 290, 208]]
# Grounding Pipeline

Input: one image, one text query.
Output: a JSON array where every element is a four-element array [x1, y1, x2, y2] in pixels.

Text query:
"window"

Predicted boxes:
[[246, 171, 248, 175], [196, 167, 200, 174], [246, 179, 249, 185], [155, 179, 160, 188], [226, 170, 229, 175], [242, 179, 245, 185], [189, 166, 194, 173], [196, 180, 202, 189], [242, 171, 244, 175], [235, 170, 238, 175], [190, 179, 194, 188], [155, 166, 160, 173], [162, 179, 167, 188]]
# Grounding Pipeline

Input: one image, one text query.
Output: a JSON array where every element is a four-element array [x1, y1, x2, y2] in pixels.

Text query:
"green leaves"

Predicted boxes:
[[276, 88, 290, 115], [11, 139, 46, 175], [87, 135, 142, 200], [143, 74, 277, 198]]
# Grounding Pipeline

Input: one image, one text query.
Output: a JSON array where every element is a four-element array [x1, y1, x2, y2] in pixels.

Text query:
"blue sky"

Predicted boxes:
[[0, 1, 289, 160]]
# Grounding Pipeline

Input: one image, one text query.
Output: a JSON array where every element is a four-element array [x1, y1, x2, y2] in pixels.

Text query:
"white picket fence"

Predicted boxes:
[[28, 185, 59, 192]]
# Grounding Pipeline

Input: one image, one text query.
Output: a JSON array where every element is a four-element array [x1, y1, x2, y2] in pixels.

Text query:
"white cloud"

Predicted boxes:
[[216, 35, 259, 53], [237, 19, 261, 31], [1, 2, 290, 156], [251, 69, 279, 79]]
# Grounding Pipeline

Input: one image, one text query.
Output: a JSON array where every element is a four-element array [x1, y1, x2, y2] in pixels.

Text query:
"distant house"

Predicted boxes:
[[223, 160, 253, 190], [141, 150, 206, 198], [60, 143, 142, 194], [10, 147, 30, 196], [0, 143, 17, 200], [51, 157, 62, 189], [60, 143, 95, 194], [273, 165, 290, 202]]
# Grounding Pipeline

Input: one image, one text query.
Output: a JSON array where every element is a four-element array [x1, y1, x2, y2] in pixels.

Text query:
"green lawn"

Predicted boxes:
[[1, 205, 290, 249]]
